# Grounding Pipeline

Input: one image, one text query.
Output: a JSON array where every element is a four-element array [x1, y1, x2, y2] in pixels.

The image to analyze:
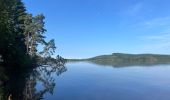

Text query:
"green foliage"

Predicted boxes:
[[0, 0, 57, 67], [0, 0, 28, 66], [40, 39, 56, 57], [24, 14, 47, 56]]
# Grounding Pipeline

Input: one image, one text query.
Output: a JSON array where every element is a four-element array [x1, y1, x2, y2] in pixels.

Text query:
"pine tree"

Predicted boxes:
[[0, 0, 27, 66], [24, 14, 46, 56]]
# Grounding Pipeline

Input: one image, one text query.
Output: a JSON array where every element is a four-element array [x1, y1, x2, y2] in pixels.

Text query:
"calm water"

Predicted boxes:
[[42, 62, 170, 100]]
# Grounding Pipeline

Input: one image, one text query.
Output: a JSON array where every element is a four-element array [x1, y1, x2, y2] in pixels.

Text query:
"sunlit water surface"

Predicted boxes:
[[44, 62, 170, 100]]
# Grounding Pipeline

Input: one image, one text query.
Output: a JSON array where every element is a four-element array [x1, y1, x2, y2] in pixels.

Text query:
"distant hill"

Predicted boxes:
[[67, 53, 170, 67]]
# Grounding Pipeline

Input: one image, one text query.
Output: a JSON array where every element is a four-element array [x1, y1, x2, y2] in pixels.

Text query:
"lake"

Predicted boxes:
[[42, 62, 170, 100]]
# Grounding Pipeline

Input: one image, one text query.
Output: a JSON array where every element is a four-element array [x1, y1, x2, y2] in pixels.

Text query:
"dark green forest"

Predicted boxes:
[[0, 0, 66, 100], [0, 0, 58, 67]]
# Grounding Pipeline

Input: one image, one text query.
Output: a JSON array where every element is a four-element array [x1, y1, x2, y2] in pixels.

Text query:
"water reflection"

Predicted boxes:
[[87, 60, 170, 67], [0, 58, 66, 100]]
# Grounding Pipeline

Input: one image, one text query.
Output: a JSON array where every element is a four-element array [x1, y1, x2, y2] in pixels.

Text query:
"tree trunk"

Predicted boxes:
[[26, 33, 30, 54]]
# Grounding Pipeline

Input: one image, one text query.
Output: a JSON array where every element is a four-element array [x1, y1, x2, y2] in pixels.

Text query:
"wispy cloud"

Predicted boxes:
[[135, 15, 170, 54], [140, 41, 170, 54], [143, 17, 170, 28], [124, 2, 143, 16], [140, 33, 170, 54], [144, 33, 170, 41]]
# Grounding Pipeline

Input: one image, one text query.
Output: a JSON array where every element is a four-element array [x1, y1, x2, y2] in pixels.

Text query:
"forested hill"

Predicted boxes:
[[90, 53, 170, 61], [68, 53, 170, 66]]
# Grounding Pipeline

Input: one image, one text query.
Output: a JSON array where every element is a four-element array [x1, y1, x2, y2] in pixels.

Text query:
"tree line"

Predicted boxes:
[[0, 0, 57, 67]]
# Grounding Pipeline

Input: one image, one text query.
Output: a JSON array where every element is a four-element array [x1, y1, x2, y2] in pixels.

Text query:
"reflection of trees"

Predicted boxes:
[[0, 57, 66, 100], [89, 60, 170, 67], [23, 65, 67, 100]]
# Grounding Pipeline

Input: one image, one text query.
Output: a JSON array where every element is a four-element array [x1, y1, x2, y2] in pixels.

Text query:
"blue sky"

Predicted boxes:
[[23, 0, 170, 58]]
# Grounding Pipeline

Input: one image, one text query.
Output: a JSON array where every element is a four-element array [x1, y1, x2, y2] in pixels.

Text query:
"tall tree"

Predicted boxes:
[[24, 14, 57, 58], [24, 14, 46, 56]]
